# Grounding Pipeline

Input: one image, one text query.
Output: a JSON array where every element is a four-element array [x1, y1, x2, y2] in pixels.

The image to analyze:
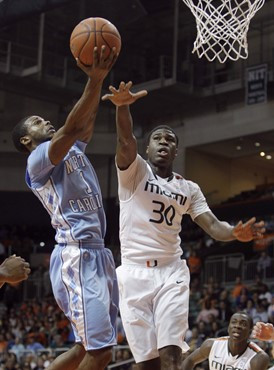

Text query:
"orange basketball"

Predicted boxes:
[[70, 17, 121, 66]]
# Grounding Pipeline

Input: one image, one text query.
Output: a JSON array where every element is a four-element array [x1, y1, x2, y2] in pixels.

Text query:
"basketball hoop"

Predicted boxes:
[[182, 0, 265, 63]]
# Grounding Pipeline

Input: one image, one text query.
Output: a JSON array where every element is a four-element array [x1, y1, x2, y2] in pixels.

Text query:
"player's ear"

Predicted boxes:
[[146, 146, 149, 154], [20, 135, 31, 147]]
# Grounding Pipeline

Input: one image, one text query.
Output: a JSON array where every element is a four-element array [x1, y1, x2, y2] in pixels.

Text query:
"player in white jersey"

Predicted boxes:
[[252, 322, 274, 341], [102, 81, 266, 370], [182, 312, 269, 370], [11, 47, 119, 370]]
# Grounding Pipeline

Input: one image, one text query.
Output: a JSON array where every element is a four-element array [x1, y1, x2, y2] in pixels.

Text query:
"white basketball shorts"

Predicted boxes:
[[116, 258, 190, 363]]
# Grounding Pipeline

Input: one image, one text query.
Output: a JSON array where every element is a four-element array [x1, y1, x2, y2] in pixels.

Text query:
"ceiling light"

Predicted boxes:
[[260, 151, 265, 157], [254, 142, 260, 147], [266, 155, 272, 160], [236, 145, 242, 150]]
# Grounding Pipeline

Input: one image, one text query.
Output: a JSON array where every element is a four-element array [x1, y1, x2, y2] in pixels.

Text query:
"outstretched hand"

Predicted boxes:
[[251, 322, 274, 341], [102, 81, 148, 106], [0, 255, 31, 284], [76, 46, 118, 81], [232, 217, 265, 242]]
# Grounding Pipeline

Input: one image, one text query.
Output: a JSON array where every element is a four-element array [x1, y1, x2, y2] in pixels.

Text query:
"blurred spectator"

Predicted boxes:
[[26, 334, 45, 353], [231, 276, 246, 299], [0, 352, 19, 370], [252, 301, 269, 324], [217, 300, 233, 323], [235, 288, 249, 310], [50, 334, 65, 349], [188, 250, 202, 279], [208, 320, 220, 338], [33, 357, 45, 370], [186, 327, 204, 352], [117, 314, 126, 344], [196, 298, 219, 324], [267, 296, 274, 323], [259, 284, 272, 305], [244, 299, 256, 318], [0, 333, 7, 353], [10, 337, 25, 361], [257, 251, 272, 277]]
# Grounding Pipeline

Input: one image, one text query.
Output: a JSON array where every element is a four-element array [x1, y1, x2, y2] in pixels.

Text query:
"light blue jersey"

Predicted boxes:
[[26, 140, 106, 246], [25, 140, 118, 350]]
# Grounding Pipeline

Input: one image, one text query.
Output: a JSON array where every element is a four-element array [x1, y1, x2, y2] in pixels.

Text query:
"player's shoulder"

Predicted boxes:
[[175, 175, 200, 191], [198, 337, 216, 356], [28, 141, 50, 164], [248, 340, 265, 353], [209, 336, 229, 347], [250, 347, 269, 368]]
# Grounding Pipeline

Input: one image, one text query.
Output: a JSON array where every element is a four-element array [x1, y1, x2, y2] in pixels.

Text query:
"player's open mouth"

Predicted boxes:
[[232, 331, 241, 338], [157, 148, 169, 156]]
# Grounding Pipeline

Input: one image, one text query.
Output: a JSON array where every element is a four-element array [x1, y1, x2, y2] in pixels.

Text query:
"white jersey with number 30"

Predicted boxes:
[[209, 337, 262, 370], [117, 154, 210, 264]]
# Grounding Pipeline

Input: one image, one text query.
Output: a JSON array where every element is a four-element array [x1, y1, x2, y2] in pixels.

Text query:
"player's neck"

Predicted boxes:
[[228, 340, 248, 357], [148, 161, 173, 179]]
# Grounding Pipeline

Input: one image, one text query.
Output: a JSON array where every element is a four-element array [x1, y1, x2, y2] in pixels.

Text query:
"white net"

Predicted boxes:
[[182, 0, 265, 63]]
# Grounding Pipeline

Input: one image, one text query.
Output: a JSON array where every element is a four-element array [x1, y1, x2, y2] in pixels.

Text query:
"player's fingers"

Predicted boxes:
[[101, 94, 112, 101], [119, 81, 126, 90], [109, 86, 119, 94], [125, 81, 133, 89], [93, 46, 99, 67], [254, 220, 265, 228], [242, 217, 256, 227], [107, 47, 117, 67], [99, 45, 106, 61], [16, 256, 25, 261], [133, 90, 148, 100], [233, 220, 243, 232], [75, 58, 88, 72], [24, 268, 31, 276]]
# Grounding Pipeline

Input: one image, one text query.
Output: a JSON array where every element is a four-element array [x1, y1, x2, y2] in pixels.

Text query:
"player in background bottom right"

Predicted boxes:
[[182, 312, 269, 370]]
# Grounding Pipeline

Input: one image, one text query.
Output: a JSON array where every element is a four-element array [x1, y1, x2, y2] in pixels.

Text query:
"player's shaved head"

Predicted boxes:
[[12, 116, 31, 153]]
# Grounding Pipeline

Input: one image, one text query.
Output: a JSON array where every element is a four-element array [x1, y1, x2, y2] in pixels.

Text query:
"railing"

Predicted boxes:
[[8, 345, 134, 369], [107, 345, 135, 369], [203, 253, 274, 285]]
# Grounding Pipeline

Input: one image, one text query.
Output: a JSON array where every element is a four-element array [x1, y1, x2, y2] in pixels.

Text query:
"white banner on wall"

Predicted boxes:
[[246, 64, 268, 105]]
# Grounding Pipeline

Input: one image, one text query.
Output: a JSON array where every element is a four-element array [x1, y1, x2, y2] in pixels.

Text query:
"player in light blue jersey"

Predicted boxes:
[[12, 46, 119, 370]]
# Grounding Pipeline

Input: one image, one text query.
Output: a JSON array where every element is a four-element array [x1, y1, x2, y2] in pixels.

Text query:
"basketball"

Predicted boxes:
[[70, 17, 121, 66]]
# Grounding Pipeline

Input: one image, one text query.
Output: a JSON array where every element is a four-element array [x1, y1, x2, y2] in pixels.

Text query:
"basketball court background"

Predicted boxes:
[[0, 0, 273, 368]]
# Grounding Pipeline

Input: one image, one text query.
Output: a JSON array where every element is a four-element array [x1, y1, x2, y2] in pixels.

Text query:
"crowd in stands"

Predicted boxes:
[[0, 185, 274, 369], [0, 256, 271, 369]]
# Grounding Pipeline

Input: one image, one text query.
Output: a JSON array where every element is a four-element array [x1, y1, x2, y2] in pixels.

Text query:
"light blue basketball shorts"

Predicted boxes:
[[50, 243, 118, 350]]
